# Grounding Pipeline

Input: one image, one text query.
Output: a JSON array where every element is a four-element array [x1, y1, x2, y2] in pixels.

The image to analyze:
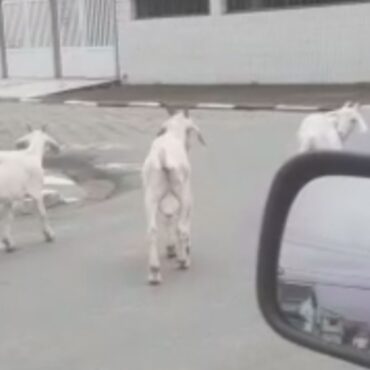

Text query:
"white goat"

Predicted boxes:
[[142, 108, 205, 285], [0, 125, 60, 252], [297, 102, 368, 153]]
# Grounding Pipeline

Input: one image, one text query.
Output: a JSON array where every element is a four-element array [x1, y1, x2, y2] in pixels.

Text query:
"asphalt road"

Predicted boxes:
[[0, 107, 364, 370], [46, 83, 370, 108]]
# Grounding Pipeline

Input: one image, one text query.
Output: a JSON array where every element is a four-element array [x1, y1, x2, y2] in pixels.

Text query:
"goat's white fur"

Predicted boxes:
[[142, 110, 205, 284], [297, 102, 368, 153], [0, 126, 60, 251]]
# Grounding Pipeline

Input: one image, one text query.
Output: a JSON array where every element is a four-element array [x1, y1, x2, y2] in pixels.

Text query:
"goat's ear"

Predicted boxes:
[[156, 126, 167, 137], [48, 140, 61, 154], [41, 124, 48, 132], [163, 105, 177, 116], [183, 109, 190, 118], [357, 118, 368, 133], [191, 124, 206, 146], [26, 123, 32, 133], [15, 138, 29, 150], [196, 130, 206, 146], [343, 101, 352, 108], [353, 102, 360, 110], [355, 108, 368, 133]]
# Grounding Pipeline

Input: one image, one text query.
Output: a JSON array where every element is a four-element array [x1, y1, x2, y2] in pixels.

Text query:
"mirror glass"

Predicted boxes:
[[279, 175, 370, 352]]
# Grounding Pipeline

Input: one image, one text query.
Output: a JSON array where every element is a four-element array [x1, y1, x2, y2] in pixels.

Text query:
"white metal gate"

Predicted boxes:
[[58, 0, 116, 78], [0, 0, 117, 79], [2, 0, 54, 77]]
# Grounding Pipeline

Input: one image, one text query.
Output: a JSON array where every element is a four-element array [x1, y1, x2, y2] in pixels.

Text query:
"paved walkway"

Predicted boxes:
[[0, 79, 112, 99]]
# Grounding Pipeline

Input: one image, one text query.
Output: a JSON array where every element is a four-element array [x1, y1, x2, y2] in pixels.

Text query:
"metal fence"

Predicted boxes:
[[58, 0, 114, 47], [227, 0, 369, 12], [2, 0, 114, 49], [0, 0, 118, 78], [85, 0, 114, 46], [2, 0, 52, 48], [135, 0, 209, 19]]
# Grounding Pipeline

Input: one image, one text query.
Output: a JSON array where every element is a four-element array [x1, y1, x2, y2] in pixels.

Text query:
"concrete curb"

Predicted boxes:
[[0, 97, 334, 112]]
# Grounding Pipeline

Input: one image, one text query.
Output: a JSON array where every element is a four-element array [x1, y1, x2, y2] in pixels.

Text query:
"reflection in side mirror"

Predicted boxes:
[[257, 153, 370, 369], [279, 176, 370, 352]]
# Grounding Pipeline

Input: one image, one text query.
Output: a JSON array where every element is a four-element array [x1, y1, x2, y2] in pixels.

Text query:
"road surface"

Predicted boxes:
[[0, 103, 365, 370], [46, 83, 370, 108]]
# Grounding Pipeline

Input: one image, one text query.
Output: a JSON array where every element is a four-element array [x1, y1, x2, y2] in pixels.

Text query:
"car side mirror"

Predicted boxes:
[[257, 152, 370, 368]]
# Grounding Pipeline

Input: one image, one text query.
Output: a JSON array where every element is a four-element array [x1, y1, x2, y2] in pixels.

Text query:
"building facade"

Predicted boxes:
[[117, 0, 370, 84], [1, 0, 369, 83]]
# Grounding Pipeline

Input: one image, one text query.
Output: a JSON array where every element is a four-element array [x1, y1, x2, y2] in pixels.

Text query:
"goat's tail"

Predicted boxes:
[[158, 148, 181, 217], [158, 148, 169, 170]]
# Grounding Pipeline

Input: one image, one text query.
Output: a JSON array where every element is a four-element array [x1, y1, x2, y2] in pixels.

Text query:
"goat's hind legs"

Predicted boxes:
[[145, 192, 162, 285], [2, 202, 16, 252], [34, 195, 55, 243]]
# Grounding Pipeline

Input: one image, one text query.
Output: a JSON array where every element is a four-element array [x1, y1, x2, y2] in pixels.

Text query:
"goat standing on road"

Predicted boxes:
[[297, 102, 368, 153], [142, 108, 205, 285], [0, 125, 60, 252]]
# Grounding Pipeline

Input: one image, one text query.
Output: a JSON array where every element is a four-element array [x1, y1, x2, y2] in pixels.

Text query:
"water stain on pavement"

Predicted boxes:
[[44, 147, 141, 204]]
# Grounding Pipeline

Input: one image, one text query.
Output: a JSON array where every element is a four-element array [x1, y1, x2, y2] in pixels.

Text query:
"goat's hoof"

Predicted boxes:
[[166, 245, 177, 259], [5, 247, 17, 254], [178, 259, 190, 270], [148, 277, 162, 286], [148, 267, 162, 285], [3, 238, 16, 253], [44, 231, 55, 243]]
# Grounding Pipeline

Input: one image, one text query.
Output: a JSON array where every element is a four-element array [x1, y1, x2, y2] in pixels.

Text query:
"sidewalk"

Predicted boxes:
[[0, 79, 113, 99], [44, 83, 370, 110]]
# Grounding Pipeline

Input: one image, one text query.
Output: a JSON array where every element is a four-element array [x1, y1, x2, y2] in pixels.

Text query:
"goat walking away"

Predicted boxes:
[[0, 124, 61, 252], [297, 101, 368, 153], [142, 108, 206, 285]]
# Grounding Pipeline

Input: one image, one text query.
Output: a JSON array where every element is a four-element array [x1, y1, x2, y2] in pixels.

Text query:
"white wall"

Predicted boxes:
[[116, 0, 370, 84], [61, 47, 116, 78], [7, 49, 54, 78]]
